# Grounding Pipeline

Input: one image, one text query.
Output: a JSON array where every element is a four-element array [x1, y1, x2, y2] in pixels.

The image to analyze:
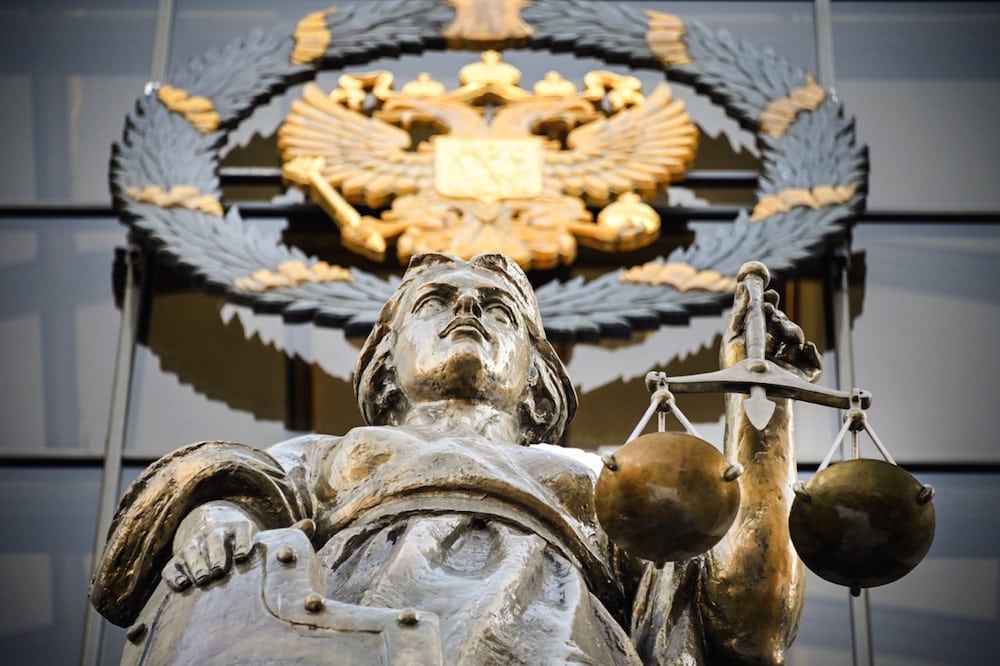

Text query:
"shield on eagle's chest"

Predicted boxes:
[[434, 137, 544, 201]]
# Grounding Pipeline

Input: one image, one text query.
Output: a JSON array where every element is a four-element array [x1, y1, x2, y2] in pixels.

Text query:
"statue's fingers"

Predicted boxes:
[[799, 341, 823, 374], [763, 289, 780, 306], [162, 556, 191, 592], [761, 303, 783, 355], [205, 527, 230, 579], [782, 317, 806, 347], [180, 539, 211, 585], [763, 302, 806, 347], [231, 521, 256, 563]]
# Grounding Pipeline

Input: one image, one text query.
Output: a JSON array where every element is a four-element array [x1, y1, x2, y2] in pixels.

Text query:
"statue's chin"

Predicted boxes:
[[436, 346, 490, 398], [403, 341, 519, 406]]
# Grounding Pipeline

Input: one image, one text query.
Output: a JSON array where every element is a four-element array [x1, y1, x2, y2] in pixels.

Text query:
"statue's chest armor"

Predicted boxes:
[[316, 426, 598, 535]]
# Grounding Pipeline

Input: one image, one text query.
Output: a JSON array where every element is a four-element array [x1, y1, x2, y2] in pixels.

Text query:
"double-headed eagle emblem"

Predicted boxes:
[[279, 51, 698, 270]]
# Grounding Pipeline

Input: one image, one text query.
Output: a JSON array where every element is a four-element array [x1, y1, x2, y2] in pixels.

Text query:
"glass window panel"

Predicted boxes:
[[99, 623, 126, 666], [0, 217, 124, 454], [851, 223, 1000, 463], [867, 471, 1000, 665], [168, 1, 333, 73], [123, 285, 302, 458], [124, 342, 300, 455], [833, 2, 1000, 211], [0, 1, 158, 204], [653, 1, 817, 74], [793, 350, 844, 465], [169, 1, 817, 74], [0, 466, 100, 664], [788, 562, 855, 665], [0, 74, 38, 203]]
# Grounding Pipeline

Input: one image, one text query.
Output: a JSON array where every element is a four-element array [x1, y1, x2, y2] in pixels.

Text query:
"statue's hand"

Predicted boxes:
[[161, 500, 259, 591], [724, 285, 822, 382]]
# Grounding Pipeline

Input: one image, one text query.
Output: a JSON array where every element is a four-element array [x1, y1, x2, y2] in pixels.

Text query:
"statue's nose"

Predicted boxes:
[[453, 294, 482, 317]]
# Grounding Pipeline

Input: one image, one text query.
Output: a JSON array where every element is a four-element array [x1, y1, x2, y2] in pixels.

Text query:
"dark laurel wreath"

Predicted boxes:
[[111, 0, 868, 342]]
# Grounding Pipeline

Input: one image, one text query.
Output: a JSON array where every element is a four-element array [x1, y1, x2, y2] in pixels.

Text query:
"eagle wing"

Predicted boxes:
[[542, 84, 698, 205], [278, 83, 435, 208]]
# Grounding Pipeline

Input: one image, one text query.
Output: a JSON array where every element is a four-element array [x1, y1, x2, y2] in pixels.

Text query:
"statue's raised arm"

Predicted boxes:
[[699, 269, 818, 662], [90, 253, 812, 665]]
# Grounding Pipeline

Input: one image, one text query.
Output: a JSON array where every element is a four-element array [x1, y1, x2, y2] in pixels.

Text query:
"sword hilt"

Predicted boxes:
[[737, 261, 770, 363]]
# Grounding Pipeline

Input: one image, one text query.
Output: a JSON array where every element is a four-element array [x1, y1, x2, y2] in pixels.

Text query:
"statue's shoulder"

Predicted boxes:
[[92, 439, 312, 627], [527, 443, 604, 479], [268, 433, 342, 463], [268, 428, 426, 476], [336, 424, 431, 449]]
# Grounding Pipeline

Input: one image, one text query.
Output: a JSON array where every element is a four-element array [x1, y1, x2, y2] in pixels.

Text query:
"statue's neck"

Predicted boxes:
[[399, 401, 521, 444]]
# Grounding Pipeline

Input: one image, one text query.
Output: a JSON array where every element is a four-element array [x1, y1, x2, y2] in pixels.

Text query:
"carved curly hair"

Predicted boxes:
[[354, 253, 577, 445]]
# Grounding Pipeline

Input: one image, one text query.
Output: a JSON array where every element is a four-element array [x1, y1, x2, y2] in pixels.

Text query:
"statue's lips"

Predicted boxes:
[[440, 317, 491, 342]]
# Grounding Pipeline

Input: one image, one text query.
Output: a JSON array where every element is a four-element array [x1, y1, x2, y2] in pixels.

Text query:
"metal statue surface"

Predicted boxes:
[[91, 253, 819, 664]]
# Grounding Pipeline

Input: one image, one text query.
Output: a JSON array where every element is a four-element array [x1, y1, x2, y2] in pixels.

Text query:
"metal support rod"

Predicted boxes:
[[665, 394, 702, 439], [815, 404, 897, 472], [860, 418, 897, 466], [817, 0, 873, 653], [626, 387, 704, 444], [814, 0, 837, 95], [80, 246, 144, 665], [832, 246, 874, 666], [81, 1, 176, 661], [149, 0, 176, 83], [818, 415, 856, 472], [626, 390, 668, 443]]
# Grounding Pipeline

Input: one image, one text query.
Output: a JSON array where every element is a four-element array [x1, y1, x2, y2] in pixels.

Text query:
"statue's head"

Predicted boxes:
[[355, 253, 577, 445]]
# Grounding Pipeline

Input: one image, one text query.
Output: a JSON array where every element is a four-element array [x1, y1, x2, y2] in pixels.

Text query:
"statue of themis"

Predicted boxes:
[[90, 253, 819, 665]]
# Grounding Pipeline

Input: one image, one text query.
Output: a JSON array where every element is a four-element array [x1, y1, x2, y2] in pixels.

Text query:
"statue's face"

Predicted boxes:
[[391, 265, 533, 409]]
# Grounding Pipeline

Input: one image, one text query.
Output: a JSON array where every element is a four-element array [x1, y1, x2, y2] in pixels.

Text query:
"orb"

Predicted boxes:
[[595, 431, 740, 563], [789, 458, 935, 589]]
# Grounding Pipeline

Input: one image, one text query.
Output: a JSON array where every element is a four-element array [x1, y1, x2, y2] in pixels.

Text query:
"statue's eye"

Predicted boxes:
[[413, 293, 448, 315], [486, 301, 515, 326]]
